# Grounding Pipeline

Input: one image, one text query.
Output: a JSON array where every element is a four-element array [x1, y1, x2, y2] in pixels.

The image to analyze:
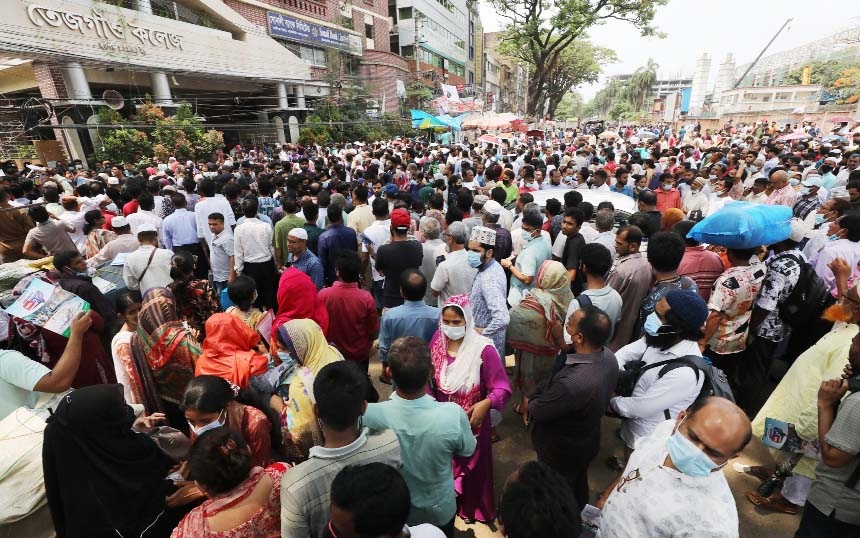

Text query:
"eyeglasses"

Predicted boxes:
[[616, 468, 642, 493]]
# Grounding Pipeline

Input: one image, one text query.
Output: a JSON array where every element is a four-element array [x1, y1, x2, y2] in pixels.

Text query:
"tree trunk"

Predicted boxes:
[[526, 76, 546, 117]]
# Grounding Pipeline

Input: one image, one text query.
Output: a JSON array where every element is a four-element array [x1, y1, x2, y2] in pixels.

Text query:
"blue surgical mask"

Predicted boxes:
[[815, 213, 826, 226], [467, 251, 482, 268], [189, 409, 225, 437], [521, 229, 534, 243], [662, 184, 672, 191], [789, 178, 800, 186], [829, 233, 840, 242], [800, 186, 810, 196], [643, 311, 663, 336], [748, 165, 759, 174], [666, 420, 724, 478]]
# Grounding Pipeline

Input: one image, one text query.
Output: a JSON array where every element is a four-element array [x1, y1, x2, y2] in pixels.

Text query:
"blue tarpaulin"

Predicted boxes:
[[410, 110, 447, 129]]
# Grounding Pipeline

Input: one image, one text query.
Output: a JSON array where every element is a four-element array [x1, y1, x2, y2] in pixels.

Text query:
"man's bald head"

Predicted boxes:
[[677, 396, 752, 464], [399, 268, 428, 302], [770, 169, 788, 189]]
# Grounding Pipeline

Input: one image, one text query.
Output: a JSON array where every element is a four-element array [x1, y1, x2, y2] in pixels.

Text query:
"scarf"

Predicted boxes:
[[430, 295, 493, 415], [271, 268, 329, 346], [507, 260, 572, 356], [130, 288, 200, 411], [197, 313, 269, 388], [279, 320, 343, 459]]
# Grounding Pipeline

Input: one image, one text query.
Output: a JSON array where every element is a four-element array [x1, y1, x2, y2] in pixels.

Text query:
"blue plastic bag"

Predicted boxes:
[[687, 201, 792, 248]]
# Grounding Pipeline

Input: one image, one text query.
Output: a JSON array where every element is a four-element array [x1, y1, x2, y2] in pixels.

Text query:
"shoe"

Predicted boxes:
[[746, 491, 799, 515]]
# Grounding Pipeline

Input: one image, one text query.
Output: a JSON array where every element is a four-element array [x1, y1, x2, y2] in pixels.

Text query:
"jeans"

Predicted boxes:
[[213, 280, 227, 295], [796, 501, 860, 538]]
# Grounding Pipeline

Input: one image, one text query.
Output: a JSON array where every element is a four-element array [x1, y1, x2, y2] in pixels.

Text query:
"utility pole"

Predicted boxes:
[[733, 18, 792, 89]]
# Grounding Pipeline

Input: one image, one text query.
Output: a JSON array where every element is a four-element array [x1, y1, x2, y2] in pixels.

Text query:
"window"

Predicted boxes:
[[398, 7, 412, 19], [297, 45, 326, 67], [401, 45, 413, 57], [365, 22, 374, 39]]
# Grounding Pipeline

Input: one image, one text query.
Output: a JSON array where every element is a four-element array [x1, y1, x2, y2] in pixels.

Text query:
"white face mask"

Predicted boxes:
[[441, 324, 466, 341], [189, 409, 225, 436]]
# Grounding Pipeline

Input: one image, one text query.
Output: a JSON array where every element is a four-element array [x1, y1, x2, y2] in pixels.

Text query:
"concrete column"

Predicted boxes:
[[276, 82, 289, 110], [61, 62, 92, 101], [296, 85, 306, 109], [133, 0, 154, 14], [150, 72, 174, 106]]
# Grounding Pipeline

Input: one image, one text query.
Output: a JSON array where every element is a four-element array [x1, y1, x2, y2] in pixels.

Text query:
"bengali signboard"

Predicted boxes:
[[267, 12, 361, 56], [473, 19, 483, 85]]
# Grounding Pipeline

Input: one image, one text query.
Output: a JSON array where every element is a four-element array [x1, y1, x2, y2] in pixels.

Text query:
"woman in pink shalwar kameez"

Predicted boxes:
[[429, 294, 512, 523]]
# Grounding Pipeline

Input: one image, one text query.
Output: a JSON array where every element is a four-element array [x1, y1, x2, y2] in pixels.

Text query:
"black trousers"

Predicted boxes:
[[796, 501, 860, 538], [173, 242, 209, 280], [242, 259, 278, 312]]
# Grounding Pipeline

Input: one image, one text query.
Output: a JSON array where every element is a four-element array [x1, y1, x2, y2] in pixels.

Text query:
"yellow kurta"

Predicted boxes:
[[752, 323, 858, 478]]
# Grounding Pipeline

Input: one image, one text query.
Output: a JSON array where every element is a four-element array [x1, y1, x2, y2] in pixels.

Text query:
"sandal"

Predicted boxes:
[[746, 491, 799, 515], [513, 403, 523, 415]]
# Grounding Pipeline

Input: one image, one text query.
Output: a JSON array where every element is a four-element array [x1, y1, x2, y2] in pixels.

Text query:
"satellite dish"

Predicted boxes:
[[102, 90, 125, 110]]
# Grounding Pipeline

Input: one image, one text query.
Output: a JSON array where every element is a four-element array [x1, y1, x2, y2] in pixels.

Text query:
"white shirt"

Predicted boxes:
[[233, 217, 274, 274], [610, 338, 704, 449], [498, 207, 514, 231], [552, 224, 599, 258], [122, 245, 174, 295], [194, 196, 236, 246], [594, 231, 616, 255], [59, 210, 86, 254], [87, 233, 140, 268], [126, 210, 164, 246], [361, 219, 391, 282], [813, 238, 860, 295], [430, 248, 477, 308], [598, 419, 739, 538]]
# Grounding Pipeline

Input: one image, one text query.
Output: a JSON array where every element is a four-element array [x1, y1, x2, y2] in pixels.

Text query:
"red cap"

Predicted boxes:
[[391, 208, 411, 230]]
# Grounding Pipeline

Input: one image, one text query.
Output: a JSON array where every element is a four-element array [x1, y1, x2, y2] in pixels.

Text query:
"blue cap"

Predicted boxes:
[[664, 289, 708, 330], [383, 183, 399, 196]]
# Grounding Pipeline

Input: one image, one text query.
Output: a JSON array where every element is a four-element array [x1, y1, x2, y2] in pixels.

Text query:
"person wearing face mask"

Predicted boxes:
[[819, 158, 839, 190], [523, 305, 618, 510], [182, 375, 276, 470], [793, 176, 823, 220], [429, 294, 512, 524], [813, 214, 860, 296], [654, 175, 681, 213], [47, 249, 114, 319], [467, 226, 510, 359], [610, 290, 708, 450], [681, 177, 709, 220], [502, 212, 552, 307], [598, 396, 752, 537]]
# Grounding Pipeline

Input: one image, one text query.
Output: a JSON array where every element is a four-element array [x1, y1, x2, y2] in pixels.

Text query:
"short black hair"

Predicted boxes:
[[499, 461, 581, 538], [388, 336, 431, 393], [227, 275, 257, 309], [242, 196, 258, 218], [580, 243, 613, 277], [208, 212, 225, 223], [563, 190, 582, 207], [627, 211, 654, 237], [399, 268, 427, 301], [330, 463, 411, 538], [522, 212, 542, 229], [672, 220, 698, 246], [314, 361, 367, 431], [335, 250, 361, 283], [327, 204, 343, 224], [647, 231, 686, 272], [53, 250, 82, 272], [576, 305, 612, 347], [617, 224, 643, 247], [638, 189, 657, 206], [545, 198, 561, 216], [563, 207, 585, 226], [372, 197, 389, 217], [187, 427, 251, 495], [27, 205, 49, 223], [137, 192, 154, 211], [841, 214, 860, 242]]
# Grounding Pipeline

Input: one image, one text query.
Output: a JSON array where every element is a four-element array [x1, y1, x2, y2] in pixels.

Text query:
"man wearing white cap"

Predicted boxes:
[[467, 225, 510, 358], [287, 227, 324, 291], [122, 222, 174, 295], [793, 176, 823, 221], [87, 216, 141, 268]]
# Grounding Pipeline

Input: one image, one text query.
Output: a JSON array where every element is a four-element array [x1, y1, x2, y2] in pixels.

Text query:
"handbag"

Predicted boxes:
[[148, 426, 191, 462]]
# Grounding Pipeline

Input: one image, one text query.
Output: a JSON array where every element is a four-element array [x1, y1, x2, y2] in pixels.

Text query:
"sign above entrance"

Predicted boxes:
[[26, 4, 183, 51], [267, 12, 361, 56]]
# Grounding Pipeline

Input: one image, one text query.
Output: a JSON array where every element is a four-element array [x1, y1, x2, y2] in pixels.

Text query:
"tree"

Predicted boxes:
[[541, 42, 616, 117], [490, 0, 667, 117], [555, 92, 585, 120], [785, 60, 854, 87], [625, 58, 658, 110], [831, 66, 860, 104]]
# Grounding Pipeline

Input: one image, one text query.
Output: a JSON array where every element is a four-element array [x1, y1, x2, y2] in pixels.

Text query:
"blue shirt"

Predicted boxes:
[[318, 223, 358, 285], [288, 249, 324, 291], [161, 208, 199, 250], [363, 394, 476, 526], [470, 259, 510, 357], [611, 184, 635, 198], [379, 300, 439, 363]]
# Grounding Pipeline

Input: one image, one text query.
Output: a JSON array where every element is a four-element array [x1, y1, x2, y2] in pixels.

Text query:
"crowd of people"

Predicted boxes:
[[0, 117, 859, 538]]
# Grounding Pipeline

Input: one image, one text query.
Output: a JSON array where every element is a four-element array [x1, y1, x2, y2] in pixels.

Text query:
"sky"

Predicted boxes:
[[478, 0, 860, 101]]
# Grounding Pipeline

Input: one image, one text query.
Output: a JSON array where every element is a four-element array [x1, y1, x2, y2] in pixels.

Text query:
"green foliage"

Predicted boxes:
[[555, 92, 585, 120], [95, 102, 224, 165], [586, 58, 658, 119], [784, 60, 853, 87], [490, 0, 667, 116]]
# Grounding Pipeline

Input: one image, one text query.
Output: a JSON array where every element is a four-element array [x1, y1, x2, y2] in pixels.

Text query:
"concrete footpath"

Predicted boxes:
[[366, 358, 800, 538]]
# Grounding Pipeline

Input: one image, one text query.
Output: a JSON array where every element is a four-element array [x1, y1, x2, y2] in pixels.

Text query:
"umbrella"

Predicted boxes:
[[778, 132, 811, 141], [636, 129, 658, 139], [598, 131, 618, 139], [478, 134, 500, 144], [824, 135, 847, 142], [829, 116, 854, 124]]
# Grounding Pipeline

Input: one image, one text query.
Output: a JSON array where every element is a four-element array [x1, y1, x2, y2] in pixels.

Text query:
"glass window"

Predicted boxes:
[[366, 23, 374, 39], [398, 7, 412, 19]]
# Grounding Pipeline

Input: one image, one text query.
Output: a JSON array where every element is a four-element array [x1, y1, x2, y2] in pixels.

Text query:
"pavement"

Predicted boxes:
[[366, 356, 801, 538]]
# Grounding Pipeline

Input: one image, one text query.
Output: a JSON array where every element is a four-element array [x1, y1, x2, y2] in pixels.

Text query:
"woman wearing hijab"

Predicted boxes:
[[196, 313, 269, 390], [271, 268, 329, 344], [171, 427, 288, 538], [130, 287, 201, 430], [429, 294, 511, 524], [275, 319, 343, 461], [506, 261, 572, 402], [43, 384, 185, 538]]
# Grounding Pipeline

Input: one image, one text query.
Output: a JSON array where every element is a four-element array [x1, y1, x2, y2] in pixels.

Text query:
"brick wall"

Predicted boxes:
[[32, 62, 67, 100], [362, 51, 409, 114]]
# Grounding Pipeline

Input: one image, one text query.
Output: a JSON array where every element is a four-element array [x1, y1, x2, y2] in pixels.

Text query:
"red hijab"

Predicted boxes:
[[271, 268, 329, 344]]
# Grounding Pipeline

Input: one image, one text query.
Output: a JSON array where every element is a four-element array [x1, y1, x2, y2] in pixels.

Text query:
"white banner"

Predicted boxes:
[[440, 84, 461, 103]]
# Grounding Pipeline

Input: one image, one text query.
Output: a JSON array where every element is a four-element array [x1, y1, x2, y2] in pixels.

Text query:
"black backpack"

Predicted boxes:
[[777, 253, 833, 329], [616, 354, 735, 418]]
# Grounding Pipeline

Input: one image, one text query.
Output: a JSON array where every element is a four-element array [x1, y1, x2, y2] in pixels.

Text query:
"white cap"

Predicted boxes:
[[108, 176, 120, 185], [111, 216, 129, 229], [483, 200, 502, 216], [288, 227, 308, 240], [137, 223, 157, 234]]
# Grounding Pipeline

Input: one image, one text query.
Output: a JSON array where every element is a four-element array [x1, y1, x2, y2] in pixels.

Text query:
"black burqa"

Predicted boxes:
[[42, 384, 174, 538]]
